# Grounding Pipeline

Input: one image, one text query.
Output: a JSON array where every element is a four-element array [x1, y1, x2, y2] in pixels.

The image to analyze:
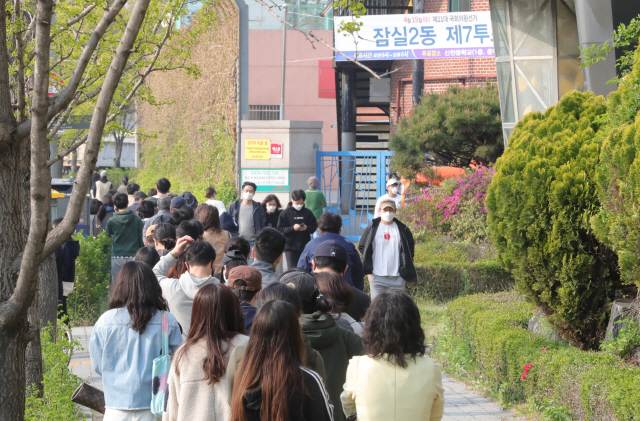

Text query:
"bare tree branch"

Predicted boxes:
[[15, 0, 128, 142], [43, 0, 153, 259], [253, 0, 381, 79]]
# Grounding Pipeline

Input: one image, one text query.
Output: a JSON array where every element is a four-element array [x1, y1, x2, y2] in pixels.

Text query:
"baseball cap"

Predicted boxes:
[[171, 196, 186, 209], [386, 178, 400, 187], [221, 249, 247, 267], [145, 224, 158, 238], [100, 170, 108, 177], [229, 266, 262, 291], [379, 198, 397, 210], [280, 271, 319, 302], [313, 240, 348, 263]]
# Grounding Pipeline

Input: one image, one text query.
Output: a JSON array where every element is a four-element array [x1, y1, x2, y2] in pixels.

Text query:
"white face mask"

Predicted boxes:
[[381, 211, 395, 222], [293, 204, 304, 211], [243, 192, 254, 201], [267, 205, 276, 212], [390, 186, 398, 195]]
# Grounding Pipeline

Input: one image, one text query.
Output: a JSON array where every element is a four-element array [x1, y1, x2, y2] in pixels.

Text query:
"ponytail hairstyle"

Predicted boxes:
[[278, 269, 333, 315], [230, 300, 306, 421], [153, 223, 177, 250]]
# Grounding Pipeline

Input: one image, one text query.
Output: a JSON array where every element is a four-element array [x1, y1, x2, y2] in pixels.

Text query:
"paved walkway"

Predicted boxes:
[[442, 375, 515, 420], [70, 326, 517, 421]]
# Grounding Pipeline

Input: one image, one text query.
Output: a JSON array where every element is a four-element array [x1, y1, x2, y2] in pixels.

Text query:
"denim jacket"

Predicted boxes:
[[90, 308, 183, 410]]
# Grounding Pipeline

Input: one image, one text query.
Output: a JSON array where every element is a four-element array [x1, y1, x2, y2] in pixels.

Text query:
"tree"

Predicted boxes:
[[485, 91, 619, 350], [390, 83, 503, 174], [0, 0, 214, 417], [112, 104, 137, 168]]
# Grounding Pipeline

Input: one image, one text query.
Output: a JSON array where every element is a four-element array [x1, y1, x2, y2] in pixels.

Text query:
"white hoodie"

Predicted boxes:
[[153, 253, 219, 339]]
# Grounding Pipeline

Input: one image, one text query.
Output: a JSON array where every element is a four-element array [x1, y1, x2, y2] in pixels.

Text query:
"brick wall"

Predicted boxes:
[[389, 0, 496, 133]]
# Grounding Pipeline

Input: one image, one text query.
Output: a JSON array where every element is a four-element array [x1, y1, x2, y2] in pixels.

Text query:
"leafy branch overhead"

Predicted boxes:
[[390, 83, 503, 175]]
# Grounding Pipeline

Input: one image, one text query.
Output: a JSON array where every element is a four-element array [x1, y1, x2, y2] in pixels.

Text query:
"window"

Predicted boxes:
[[448, 0, 470, 12], [249, 105, 280, 120]]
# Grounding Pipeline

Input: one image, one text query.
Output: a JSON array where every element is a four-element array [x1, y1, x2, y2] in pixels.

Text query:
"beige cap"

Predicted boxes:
[[379, 199, 397, 210]]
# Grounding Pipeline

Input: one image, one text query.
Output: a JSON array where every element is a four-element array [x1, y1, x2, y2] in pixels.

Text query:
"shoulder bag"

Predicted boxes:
[[150, 312, 171, 417]]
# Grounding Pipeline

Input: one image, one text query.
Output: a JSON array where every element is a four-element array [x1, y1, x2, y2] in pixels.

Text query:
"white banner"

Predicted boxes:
[[334, 12, 494, 61]]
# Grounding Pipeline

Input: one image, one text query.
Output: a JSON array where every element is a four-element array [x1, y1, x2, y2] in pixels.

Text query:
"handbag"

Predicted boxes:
[[150, 312, 171, 417], [71, 371, 105, 414]]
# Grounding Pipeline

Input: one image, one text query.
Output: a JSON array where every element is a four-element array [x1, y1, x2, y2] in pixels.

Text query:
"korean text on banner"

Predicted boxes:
[[245, 139, 271, 160], [242, 169, 290, 192], [334, 12, 494, 61]]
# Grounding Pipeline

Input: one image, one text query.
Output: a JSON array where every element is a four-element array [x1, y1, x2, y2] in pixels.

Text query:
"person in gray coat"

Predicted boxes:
[[250, 228, 286, 288]]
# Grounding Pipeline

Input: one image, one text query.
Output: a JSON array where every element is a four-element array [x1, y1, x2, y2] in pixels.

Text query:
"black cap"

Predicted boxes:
[[280, 271, 319, 302], [313, 240, 348, 263], [221, 249, 247, 267]]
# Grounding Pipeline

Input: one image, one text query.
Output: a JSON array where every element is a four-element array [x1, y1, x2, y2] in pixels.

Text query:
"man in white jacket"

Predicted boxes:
[[153, 236, 219, 339]]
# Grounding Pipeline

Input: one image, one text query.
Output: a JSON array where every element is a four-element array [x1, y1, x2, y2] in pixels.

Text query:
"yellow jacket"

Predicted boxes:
[[340, 355, 445, 421]]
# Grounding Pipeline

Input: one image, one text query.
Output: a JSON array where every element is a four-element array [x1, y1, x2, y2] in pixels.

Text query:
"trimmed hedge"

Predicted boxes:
[[406, 261, 513, 302], [445, 292, 640, 419]]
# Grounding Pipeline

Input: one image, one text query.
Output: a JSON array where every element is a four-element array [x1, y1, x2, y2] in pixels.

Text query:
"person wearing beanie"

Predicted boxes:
[[305, 176, 326, 221], [170, 195, 186, 211], [229, 266, 262, 335], [95, 170, 113, 201]]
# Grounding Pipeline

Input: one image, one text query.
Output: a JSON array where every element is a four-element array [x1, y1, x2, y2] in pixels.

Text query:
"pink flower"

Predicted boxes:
[[541, 347, 547, 351], [520, 375, 527, 380]]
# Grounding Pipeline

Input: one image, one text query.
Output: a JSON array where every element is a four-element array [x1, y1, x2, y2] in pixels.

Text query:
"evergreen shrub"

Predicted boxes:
[[592, 47, 640, 286], [443, 292, 640, 420], [485, 90, 619, 350]]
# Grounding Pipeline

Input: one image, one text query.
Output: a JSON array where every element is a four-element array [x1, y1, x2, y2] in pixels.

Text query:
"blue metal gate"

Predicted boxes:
[[316, 151, 393, 241]]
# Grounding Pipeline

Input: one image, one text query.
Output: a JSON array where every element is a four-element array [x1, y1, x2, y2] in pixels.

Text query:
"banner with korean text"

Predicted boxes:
[[334, 12, 494, 61]]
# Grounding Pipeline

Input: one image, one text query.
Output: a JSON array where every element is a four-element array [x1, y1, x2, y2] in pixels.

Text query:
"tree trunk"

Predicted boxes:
[[71, 150, 78, 173], [0, 324, 30, 420], [25, 255, 58, 398], [113, 131, 124, 168]]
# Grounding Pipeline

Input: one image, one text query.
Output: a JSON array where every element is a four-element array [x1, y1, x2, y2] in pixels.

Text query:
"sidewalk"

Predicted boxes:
[[70, 326, 517, 421]]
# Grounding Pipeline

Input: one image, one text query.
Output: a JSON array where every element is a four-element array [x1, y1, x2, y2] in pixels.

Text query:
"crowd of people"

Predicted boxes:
[[63, 172, 444, 421]]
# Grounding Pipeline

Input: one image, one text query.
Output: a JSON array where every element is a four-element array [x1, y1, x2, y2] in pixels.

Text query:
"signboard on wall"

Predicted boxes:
[[242, 169, 290, 192], [334, 12, 494, 61], [245, 139, 271, 159], [270, 142, 283, 159]]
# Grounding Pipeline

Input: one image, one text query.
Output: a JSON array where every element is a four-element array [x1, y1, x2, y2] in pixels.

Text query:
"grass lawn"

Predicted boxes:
[[415, 296, 447, 345]]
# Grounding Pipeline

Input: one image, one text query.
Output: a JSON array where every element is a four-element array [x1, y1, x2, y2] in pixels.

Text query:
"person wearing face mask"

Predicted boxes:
[[260, 194, 282, 228], [153, 236, 219, 339], [277, 189, 318, 271], [373, 178, 403, 218], [227, 182, 267, 263], [358, 199, 416, 300]]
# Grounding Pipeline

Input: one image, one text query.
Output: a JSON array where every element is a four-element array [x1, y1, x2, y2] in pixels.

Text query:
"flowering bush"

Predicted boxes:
[[399, 165, 494, 243]]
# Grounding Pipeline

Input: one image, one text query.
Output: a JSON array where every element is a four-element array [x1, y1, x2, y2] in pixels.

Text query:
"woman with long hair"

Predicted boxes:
[[89, 198, 103, 237], [90, 262, 182, 421], [313, 272, 362, 336], [229, 300, 333, 421], [96, 194, 115, 235], [261, 194, 283, 229], [164, 284, 248, 420], [197, 204, 232, 273], [341, 291, 445, 421]]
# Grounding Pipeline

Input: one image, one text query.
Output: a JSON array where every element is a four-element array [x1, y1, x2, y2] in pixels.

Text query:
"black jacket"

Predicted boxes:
[[358, 218, 417, 283], [277, 203, 317, 252], [265, 209, 281, 228], [241, 367, 333, 421]]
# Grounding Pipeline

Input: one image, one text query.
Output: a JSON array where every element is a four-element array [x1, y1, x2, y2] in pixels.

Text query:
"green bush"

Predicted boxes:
[[25, 323, 83, 421], [485, 90, 619, 350], [441, 292, 640, 420], [407, 261, 513, 302], [593, 47, 640, 286], [67, 232, 111, 326]]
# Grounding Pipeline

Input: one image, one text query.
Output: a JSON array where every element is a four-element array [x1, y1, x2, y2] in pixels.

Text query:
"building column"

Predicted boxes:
[[340, 69, 357, 213], [412, 0, 424, 106], [575, 0, 617, 96]]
